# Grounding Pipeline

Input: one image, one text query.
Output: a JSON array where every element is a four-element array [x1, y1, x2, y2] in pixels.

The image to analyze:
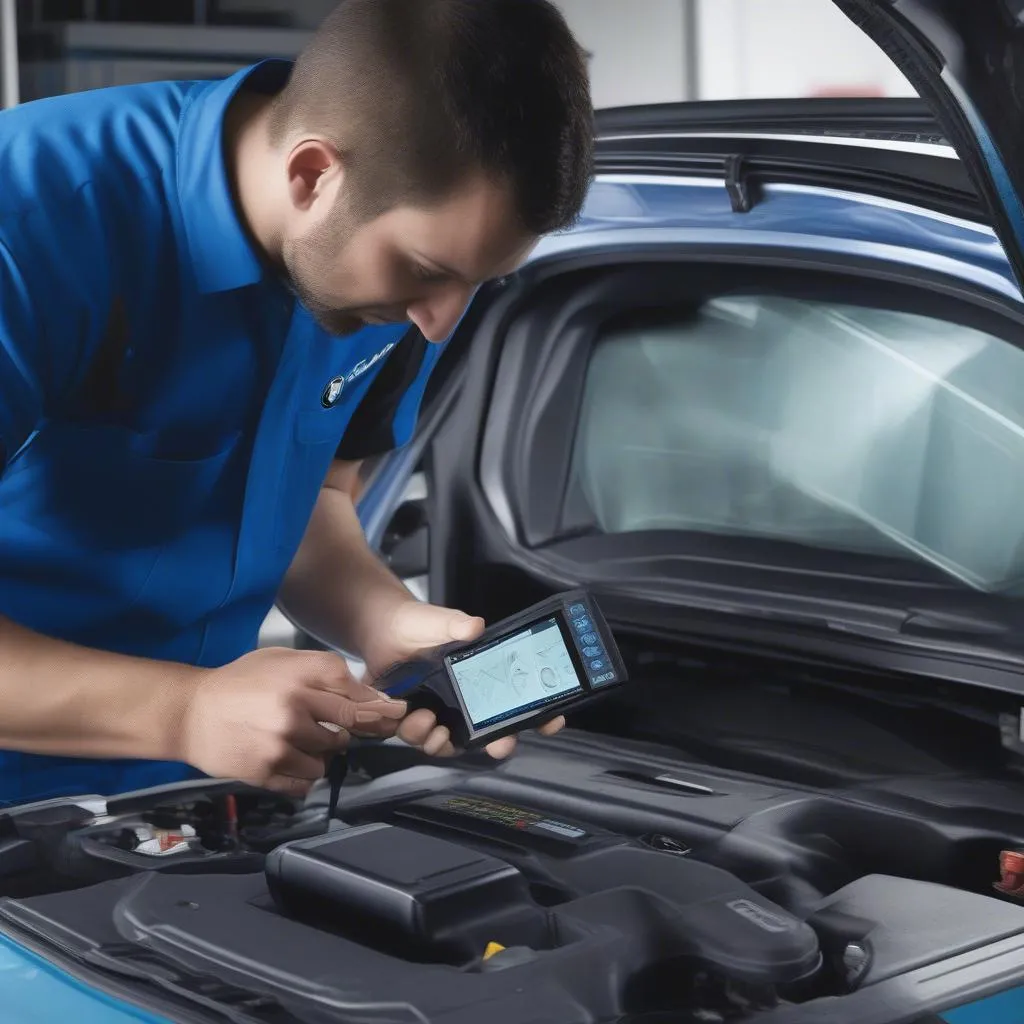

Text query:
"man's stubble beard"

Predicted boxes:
[[281, 205, 367, 338]]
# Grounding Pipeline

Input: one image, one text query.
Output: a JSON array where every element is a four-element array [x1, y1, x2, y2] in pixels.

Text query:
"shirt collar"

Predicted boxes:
[[176, 59, 293, 295]]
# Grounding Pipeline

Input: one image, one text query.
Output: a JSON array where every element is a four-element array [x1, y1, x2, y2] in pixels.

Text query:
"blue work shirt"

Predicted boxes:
[[0, 60, 445, 805]]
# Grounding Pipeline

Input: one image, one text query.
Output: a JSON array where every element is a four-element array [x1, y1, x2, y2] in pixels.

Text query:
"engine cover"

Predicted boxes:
[[313, 791, 823, 987]]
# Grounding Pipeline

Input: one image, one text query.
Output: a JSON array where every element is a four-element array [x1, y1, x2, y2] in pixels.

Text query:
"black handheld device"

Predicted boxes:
[[376, 589, 627, 750]]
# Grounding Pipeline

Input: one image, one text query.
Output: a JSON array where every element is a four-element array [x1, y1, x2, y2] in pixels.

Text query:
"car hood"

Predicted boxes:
[[834, 0, 1024, 296]]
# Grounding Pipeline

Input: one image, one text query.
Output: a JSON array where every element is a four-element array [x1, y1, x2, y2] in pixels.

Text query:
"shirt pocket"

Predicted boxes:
[[3, 421, 242, 551]]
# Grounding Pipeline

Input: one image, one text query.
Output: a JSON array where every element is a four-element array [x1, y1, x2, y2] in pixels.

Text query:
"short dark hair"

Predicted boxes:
[[268, 0, 594, 235]]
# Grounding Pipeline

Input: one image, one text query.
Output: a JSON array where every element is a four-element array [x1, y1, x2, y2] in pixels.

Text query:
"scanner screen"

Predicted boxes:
[[448, 617, 583, 729]]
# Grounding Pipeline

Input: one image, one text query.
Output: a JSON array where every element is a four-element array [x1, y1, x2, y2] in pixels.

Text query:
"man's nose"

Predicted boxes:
[[407, 283, 474, 343]]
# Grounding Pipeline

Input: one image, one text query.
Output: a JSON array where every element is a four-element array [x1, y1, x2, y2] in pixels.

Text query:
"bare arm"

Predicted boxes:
[[0, 614, 198, 760], [0, 611, 407, 794], [277, 459, 415, 665]]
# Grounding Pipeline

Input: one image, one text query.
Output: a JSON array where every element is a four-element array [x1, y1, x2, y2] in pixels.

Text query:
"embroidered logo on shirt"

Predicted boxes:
[[321, 341, 397, 409], [322, 376, 345, 408]]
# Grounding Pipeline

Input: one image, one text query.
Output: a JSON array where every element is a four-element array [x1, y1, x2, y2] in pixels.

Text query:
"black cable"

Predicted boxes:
[[324, 752, 349, 828]]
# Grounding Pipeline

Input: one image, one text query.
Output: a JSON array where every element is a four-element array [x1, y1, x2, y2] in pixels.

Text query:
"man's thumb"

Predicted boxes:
[[448, 611, 485, 641], [392, 602, 484, 648]]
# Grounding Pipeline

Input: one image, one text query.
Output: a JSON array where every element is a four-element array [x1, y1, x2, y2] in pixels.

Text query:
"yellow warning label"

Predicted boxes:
[[483, 942, 506, 961]]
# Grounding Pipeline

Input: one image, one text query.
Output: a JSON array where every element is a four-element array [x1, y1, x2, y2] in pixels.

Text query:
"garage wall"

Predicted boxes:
[[553, 0, 690, 108], [109, 1, 921, 107], [697, 0, 915, 100], [16, 0, 916, 109], [216, 0, 337, 28], [219, 0, 698, 109], [559, 0, 915, 108]]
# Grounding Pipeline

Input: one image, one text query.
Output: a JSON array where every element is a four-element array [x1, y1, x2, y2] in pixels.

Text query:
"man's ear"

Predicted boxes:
[[285, 139, 343, 213]]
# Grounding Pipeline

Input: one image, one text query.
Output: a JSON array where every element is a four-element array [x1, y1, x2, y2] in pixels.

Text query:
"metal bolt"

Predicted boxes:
[[842, 942, 870, 985]]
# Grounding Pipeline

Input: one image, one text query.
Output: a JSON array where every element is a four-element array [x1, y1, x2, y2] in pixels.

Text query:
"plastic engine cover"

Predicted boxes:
[[267, 818, 822, 987]]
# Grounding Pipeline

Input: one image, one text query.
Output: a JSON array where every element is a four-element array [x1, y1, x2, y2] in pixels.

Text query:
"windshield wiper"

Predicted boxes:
[[604, 580, 1024, 659], [899, 608, 1012, 638]]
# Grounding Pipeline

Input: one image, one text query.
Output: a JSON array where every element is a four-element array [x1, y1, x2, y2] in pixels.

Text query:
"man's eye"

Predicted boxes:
[[412, 263, 447, 283]]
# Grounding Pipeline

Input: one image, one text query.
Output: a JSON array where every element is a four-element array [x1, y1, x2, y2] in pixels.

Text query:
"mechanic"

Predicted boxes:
[[0, 0, 594, 806]]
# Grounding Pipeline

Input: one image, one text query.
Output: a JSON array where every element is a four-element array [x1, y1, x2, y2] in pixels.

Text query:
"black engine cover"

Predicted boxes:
[[326, 791, 823, 987]]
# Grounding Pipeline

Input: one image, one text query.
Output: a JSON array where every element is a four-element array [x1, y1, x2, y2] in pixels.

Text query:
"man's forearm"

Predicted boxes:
[[278, 467, 415, 661], [0, 615, 200, 759]]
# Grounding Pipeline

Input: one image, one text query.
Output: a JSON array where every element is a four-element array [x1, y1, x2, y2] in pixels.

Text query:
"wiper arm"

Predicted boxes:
[[899, 608, 1011, 638], [608, 581, 1018, 651]]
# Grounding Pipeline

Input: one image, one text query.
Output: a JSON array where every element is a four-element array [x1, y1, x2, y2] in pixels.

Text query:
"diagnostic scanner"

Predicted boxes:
[[376, 589, 627, 749]]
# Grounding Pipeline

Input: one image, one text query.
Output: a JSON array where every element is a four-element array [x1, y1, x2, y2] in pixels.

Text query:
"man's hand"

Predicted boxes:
[[277, 464, 562, 761], [179, 647, 407, 797], [364, 599, 566, 760]]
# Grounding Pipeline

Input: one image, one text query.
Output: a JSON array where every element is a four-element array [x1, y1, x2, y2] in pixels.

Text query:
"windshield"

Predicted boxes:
[[571, 295, 1024, 592]]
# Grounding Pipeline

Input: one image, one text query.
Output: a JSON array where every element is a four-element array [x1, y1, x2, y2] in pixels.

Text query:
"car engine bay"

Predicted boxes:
[[2, 636, 1024, 1023]]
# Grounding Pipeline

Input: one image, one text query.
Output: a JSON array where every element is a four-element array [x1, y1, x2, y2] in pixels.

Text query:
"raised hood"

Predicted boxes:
[[834, 0, 1024, 296]]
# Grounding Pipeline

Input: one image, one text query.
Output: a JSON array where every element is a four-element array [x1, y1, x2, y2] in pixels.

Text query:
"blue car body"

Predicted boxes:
[[0, 933, 172, 1023]]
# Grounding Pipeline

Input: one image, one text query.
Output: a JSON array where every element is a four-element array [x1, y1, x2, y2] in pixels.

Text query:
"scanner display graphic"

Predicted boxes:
[[448, 617, 581, 727]]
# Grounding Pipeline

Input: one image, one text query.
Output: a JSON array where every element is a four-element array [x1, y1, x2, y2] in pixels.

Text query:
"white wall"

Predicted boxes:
[[697, 0, 915, 101], [560, 0, 914, 108], [554, 0, 689, 108]]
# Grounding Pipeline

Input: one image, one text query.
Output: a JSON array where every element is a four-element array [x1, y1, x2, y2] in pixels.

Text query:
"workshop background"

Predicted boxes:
[[1, 0, 915, 111], [0, 0, 915, 652]]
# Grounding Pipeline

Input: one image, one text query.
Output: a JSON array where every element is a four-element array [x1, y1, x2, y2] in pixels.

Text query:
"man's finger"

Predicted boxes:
[[264, 750, 324, 795], [300, 653, 404, 704], [397, 708, 438, 748], [448, 613, 486, 642], [265, 774, 316, 798], [396, 713, 458, 757], [304, 689, 407, 734], [389, 605, 486, 653], [277, 747, 330, 783], [298, 720, 352, 757], [536, 716, 566, 736], [423, 725, 451, 757], [485, 735, 518, 760]]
